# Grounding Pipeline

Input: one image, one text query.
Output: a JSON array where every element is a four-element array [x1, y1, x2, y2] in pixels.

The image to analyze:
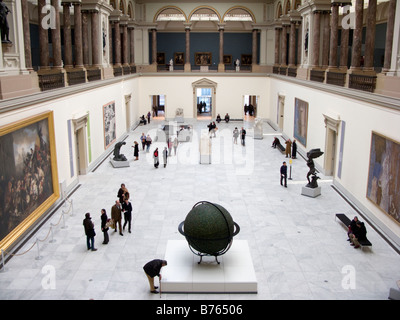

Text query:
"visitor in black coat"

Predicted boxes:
[[350, 221, 367, 249], [280, 161, 287, 188], [143, 259, 168, 293], [292, 139, 297, 159]]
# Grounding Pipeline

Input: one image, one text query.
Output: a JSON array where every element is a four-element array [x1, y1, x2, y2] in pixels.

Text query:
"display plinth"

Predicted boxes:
[[161, 240, 257, 293], [301, 186, 321, 198], [110, 160, 130, 168]]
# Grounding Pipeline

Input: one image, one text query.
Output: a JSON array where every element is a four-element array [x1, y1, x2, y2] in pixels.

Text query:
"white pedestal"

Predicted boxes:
[[175, 116, 184, 123], [161, 240, 257, 293], [110, 159, 130, 168], [301, 186, 321, 198]]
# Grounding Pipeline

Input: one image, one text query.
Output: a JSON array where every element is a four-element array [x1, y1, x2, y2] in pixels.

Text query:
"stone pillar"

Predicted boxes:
[[382, 0, 396, 72], [38, 0, 50, 69], [321, 12, 330, 68], [218, 24, 225, 72], [281, 24, 288, 66], [329, 3, 340, 69], [312, 11, 321, 67], [114, 21, 121, 66], [21, 0, 32, 70], [364, 0, 377, 71], [109, 21, 113, 65], [151, 28, 157, 65], [297, 23, 302, 65], [62, 2, 73, 68], [82, 10, 90, 67], [274, 26, 281, 65], [128, 23, 135, 65], [252, 28, 258, 66], [51, 0, 62, 69], [350, 0, 363, 70], [184, 23, 191, 72], [339, 27, 349, 69], [91, 10, 101, 67], [73, 1, 84, 68], [289, 21, 296, 67], [122, 22, 129, 66]]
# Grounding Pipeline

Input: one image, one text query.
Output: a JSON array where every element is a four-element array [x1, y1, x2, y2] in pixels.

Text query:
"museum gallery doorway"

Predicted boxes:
[[192, 78, 217, 120], [150, 95, 166, 120], [244, 95, 258, 120], [196, 88, 212, 118], [323, 114, 340, 176], [72, 113, 89, 175]]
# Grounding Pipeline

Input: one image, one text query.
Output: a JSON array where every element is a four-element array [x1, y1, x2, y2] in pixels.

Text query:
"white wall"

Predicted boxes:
[[268, 77, 400, 248]]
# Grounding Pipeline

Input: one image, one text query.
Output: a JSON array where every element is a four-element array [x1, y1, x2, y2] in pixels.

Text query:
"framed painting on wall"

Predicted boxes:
[[195, 52, 212, 66], [157, 52, 165, 65], [293, 98, 309, 147], [0, 111, 60, 251], [223, 55, 232, 65], [366, 131, 400, 224], [174, 52, 184, 65], [103, 101, 116, 149], [241, 54, 252, 65]]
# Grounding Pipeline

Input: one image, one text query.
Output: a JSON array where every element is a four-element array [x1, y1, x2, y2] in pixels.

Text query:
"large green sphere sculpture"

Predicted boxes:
[[178, 201, 240, 264]]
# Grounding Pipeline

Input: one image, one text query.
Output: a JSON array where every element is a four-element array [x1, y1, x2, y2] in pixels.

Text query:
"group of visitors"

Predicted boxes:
[[272, 137, 298, 189], [347, 216, 368, 249], [82, 183, 133, 251]]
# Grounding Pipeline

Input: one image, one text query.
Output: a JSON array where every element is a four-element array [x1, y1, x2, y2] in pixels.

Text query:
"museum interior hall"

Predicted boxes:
[[0, 0, 400, 301]]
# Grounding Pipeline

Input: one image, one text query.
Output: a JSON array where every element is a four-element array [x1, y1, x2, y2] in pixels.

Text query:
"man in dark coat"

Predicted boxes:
[[83, 213, 97, 251], [122, 198, 132, 233], [111, 200, 123, 236], [280, 161, 287, 188], [292, 139, 297, 159], [143, 259, 167, 293]]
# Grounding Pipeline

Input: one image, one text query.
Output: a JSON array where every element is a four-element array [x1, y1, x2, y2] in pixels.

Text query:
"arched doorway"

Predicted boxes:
[[192, 78, 217, 119]]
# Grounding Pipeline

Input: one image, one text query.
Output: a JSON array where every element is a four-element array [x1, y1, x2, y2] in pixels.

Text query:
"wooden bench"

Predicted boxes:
[[335, 213, 372, 250]]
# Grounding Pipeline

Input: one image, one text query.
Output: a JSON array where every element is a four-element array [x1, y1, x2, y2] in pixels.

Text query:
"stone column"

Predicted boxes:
[[21, 0, 32, 70], [82, 10, 90, 67], [38, 0, 50, 69], [218, 24, 225, 72], [109, 21, 113, 65], [91, 10, 101, 67], [252, 28, 258, 66], [289, 21, 296, 67], [281, 25, 288, 66], [128, 23, 135, 65], [122, 22, 129, 66], [151, 28, 157, 65], [382, 0, 396, 72], [350, 0, 363, 70], [312, 11, 321, 67], [62, 2, 73, 68], [274, 26, 281, 65], [339, 27, 349, 69], [329, 3, 340, 69], [322, 12, 330, 68], [364, 0, 377, 71], [73, 1, 84, 68], [51, 0, 62, 69], [297, 23, 302, 65], [114, 21, 121, 66], [184, 24, 191, 72]]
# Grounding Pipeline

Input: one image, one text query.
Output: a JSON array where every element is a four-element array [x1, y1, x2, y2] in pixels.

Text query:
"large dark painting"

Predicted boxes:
[[0, 112, 59, 250], [293, 98, 309, 147], [367, 132, 400, 224]]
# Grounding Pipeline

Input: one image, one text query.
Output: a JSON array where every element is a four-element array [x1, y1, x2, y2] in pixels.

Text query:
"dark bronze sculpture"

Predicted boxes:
[[306, 148, 324, 188], [0, 0, 11, 43], [113, 141, 127, 161]]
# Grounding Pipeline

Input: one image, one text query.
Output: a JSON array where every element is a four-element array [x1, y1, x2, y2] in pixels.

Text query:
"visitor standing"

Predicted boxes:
[[163, 147, 168, 168], [132, 141, 139, 160], [285, 139, 292, 158], [122, 198, 132, 233], [173, 137, 178, 156], [280, 161, 287, 188], [233, 127, 239, 144], [83, 213, 97, 251], [111, 200, 123, 236], [140, 133, 146, 150], [100, 209, 109, 245], [240, 127, 246, 146], [153, 148, 159, 168], [146, 134, 152, 152], [292, 139, 297, 159]]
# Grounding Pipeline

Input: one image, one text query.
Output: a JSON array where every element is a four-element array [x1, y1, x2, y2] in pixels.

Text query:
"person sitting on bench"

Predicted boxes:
[[349, 221, 367, 249], [272, 137, 280, 148], [140, 115, 147, 125], [347, 216, 358, 241]]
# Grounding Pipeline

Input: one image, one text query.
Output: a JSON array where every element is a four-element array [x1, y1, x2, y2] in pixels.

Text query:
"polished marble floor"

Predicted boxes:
[[0, 118, 399, 300]]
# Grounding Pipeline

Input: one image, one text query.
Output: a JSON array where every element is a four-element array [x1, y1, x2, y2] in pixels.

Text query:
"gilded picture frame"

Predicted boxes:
[[174, 52, 184, 65], [195, 52, 212, 66], [0, 111, 60, 251], [366, 131, 400, 225]]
